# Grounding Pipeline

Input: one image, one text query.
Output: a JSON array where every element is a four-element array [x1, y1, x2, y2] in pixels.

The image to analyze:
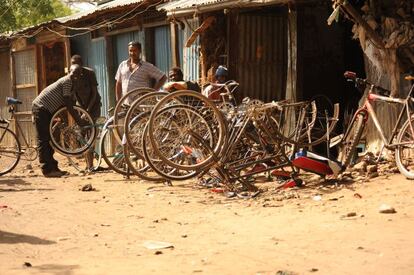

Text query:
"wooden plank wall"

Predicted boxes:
[[0, 49, 11, 120]]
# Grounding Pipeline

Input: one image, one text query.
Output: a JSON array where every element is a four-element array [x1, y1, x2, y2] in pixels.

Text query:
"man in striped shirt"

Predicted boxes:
[[32, 64, 85, 177], [115, 41, 166, 104]]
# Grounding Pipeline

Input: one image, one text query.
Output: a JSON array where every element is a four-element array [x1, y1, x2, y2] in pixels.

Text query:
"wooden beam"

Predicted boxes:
[[339, 0, 385, 49], [170, 22, 179, 67]]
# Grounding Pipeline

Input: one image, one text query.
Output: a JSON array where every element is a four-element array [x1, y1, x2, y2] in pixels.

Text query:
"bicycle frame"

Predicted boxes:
[[349, 82, 414, 150]]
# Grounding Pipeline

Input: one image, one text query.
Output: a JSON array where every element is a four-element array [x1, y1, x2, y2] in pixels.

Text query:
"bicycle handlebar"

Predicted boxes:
[[344, 71, 391, 96]]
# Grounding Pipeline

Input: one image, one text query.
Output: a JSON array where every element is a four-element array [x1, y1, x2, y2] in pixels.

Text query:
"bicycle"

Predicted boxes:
[[49, 105, 130, 175], [3, 97, 38, 162], [0, 97, 41, 176], [340, 71, 414, 178], [145, 88, 339, 190]]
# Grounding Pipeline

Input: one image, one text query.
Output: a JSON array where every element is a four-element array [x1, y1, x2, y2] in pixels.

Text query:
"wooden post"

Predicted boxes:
[[105, 35, 116, 108], [170, 22, 180, 67], [339, 0, 385, 49]]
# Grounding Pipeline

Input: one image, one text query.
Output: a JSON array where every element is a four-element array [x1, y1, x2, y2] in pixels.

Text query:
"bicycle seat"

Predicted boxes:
[[6, 97, 22, 105]]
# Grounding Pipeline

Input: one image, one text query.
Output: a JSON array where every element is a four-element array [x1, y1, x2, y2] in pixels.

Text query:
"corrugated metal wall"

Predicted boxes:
[[154, 25, 172, 75], [178, 18, 199, 82], [236, 12, 287, 102], [90, 38, 109, 116], [71, 34, 109, 116], [113, 31, 145, 68]]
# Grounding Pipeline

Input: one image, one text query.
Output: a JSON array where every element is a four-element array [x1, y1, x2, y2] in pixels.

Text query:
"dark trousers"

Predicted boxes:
[[32, 106, 58, 173]]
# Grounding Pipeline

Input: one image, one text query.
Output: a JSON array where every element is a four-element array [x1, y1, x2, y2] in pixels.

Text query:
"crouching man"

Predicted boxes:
[[32, 64, 85, 177]]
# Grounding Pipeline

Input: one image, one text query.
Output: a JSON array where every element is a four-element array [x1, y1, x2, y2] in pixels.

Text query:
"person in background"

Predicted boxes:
[[70, 54, 102, 172], [202, 65, 229, 101], [32, 64, 85, 178], [115, 41, 167, 103], [163, 67, 200, 92]]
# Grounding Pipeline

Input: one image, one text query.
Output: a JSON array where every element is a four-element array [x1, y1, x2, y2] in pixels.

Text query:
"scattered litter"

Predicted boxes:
[[0, 205, 8, 208], [211, 187, 224, 193], [379, 204, 396, 214], [101, 224, 111, 227], [225, 192, 236, 198], [353, 193, 362, 199], [312, 195, 322, 201], [57, 236, 70, 241], [282, 180, 297, 189], [154, 251, 163, 255], [143, 240, 174, 250], [23, 262, 32, 268], [80, 184, 96, 192], [341, 212, 357, 219], [276, 270, 297, 275], [236, 190, 260, 199]]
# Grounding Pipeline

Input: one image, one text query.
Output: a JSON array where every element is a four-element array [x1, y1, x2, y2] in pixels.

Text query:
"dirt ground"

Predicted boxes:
[[1, 156, 414, 275]]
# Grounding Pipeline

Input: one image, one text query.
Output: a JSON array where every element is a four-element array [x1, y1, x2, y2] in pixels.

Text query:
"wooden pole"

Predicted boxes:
[[338, 0, 385, 49]]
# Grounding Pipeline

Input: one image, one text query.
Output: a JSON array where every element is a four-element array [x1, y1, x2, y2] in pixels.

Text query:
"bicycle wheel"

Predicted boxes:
[[149, 102, 220, 171], [124, 91, 168, 158], [305, 95, 340, 146], [101, 128, 130, 175], [339, 113, 365, 168], [258, 100, 314, 145], [123, 111, 164, 181], [113, 87, 155, 143], [148, 90, 226, 171], [395, 118, 414, 179], [66, 147, 101, 173], [0, 125, 21, 176], [49, 106, 96, 156], [142, 121, 200, 181]]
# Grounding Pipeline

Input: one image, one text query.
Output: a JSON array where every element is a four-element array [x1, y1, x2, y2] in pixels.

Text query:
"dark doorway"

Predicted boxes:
[[297, 2, 364, 133], [42, 42, 66, 88]]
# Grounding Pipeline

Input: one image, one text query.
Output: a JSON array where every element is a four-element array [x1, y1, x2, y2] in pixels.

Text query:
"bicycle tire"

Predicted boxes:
[[340, 113, 365, 168], [123, 109, 164, 181], [142, 116, 200, 181], [148, 90, 227, 171], [100, 128, 130, 176], [124, 91, 168, 158], [395, 117, 414, 179], [123, 143, 164, 181], [149, 102, 220, 171], [0, 125, 21, 176], [113, 87, 155, 143], [66, 147, 101, 173], [21, 146, 38, 161], [49, 106, 96, 156]]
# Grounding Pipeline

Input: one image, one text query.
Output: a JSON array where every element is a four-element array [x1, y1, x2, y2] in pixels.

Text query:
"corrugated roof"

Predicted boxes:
[[1, 0, 148, 38], [158, 0, 289, 14], [57, 0, 147, 24], [158, 0, 225, 11]]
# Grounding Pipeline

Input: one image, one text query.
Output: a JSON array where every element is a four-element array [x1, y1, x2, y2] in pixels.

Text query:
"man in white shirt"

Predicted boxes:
[[115, 41, 166, 103]]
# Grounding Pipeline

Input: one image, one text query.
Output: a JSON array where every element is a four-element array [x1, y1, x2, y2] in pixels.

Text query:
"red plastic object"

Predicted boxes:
[[283, 180, 297, 189], [271, 170, 291, 179], [292, 156, 333, 175], [211, 188, 224, 193]]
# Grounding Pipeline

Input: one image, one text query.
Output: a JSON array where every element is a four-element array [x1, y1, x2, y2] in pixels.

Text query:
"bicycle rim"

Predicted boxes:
[[0, 126, 21, 175], [395, 118, 414, 179], [340, 113, 365, 168]]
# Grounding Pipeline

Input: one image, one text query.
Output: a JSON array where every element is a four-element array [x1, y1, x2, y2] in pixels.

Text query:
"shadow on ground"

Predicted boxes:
[[0, 230, 56, 245], [30, 264, 79, 275]]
